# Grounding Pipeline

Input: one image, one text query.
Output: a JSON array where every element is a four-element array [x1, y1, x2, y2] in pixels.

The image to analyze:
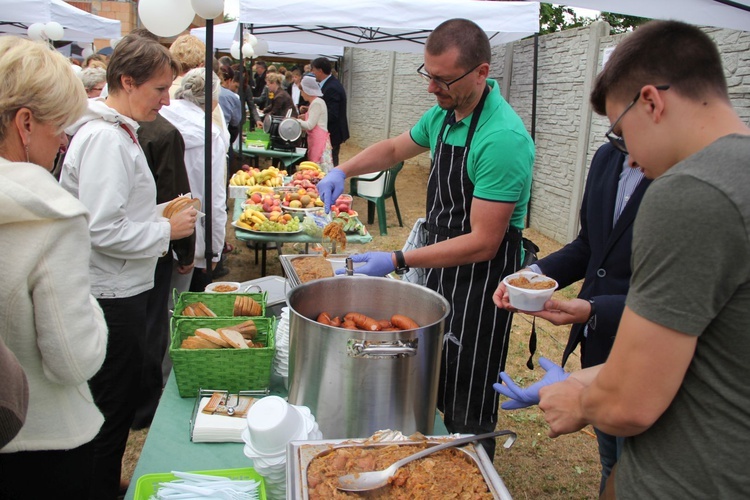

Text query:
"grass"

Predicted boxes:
[[122, 143, 601, 499]]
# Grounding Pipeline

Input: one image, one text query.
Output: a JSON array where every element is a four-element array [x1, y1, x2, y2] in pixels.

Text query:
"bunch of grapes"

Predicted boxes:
[[255, 218, 300, 232]]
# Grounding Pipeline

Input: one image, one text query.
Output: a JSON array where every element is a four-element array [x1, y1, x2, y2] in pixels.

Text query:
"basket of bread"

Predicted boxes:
[[169, 315, 276, 397], [169, 290, 273, 397], [172, 291, 266, 319]]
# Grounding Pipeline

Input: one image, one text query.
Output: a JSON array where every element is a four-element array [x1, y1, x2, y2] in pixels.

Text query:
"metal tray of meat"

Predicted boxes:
[[286, 434, 513, 499], [279, 254, 352, 288]]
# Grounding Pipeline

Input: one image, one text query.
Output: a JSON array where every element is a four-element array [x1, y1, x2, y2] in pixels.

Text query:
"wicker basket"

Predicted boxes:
[[172, 291, 267, 319], [169, 317, 276, 397]]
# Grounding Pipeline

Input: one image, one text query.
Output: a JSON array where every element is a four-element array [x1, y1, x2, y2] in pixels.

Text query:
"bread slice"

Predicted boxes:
[[194, 302, 217, 317], [184, 302, 216, 317], [234, 296, 261, 316], [228, 320, 257, 339], [194, 328, 231, 348], [181, 336, 223, 349], [218, 328, 249, 349]]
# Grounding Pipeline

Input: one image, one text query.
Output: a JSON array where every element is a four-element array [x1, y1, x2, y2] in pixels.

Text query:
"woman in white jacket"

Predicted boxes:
[[160, 68, 228, 293], [0, 37, 108, 498], [59, 33, 196, 499]]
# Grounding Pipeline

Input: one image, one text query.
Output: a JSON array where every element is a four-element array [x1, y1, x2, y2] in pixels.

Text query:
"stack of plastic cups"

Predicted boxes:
[[242, 396, 322, 499], [272, 308, 290, 390]]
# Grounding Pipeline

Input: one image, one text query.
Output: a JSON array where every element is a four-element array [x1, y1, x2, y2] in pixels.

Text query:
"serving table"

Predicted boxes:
[[124, 372, 448, 500], [237, 147, 306, 170], [231, 202, 373, 277]]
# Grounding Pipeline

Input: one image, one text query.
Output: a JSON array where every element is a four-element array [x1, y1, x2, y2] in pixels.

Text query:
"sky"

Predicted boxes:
[[225, 0, 239, 18], [222, 1, 599, 22]]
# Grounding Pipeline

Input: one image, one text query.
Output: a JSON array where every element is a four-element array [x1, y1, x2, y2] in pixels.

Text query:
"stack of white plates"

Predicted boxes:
[[273, 308, 290, 389], [242, 397, 322, 499]]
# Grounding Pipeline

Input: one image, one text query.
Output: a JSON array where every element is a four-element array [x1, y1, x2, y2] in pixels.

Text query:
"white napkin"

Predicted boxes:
[[191, 396, 248, 443]]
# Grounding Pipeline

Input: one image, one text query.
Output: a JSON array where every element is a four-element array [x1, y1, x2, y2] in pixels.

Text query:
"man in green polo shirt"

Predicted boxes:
[[316, 18, 534, 459]]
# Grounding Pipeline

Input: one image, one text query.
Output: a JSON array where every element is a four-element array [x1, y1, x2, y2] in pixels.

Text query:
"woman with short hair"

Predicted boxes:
[[59, 32, 197, 499], [78, 66, 107, 98], [263, 71, 298, 118], [161, 68, 228, 293], [0, 36, 108, 498]]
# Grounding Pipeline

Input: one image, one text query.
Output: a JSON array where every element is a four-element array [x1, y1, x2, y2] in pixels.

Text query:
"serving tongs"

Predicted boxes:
[[337, 429, 517, 492]]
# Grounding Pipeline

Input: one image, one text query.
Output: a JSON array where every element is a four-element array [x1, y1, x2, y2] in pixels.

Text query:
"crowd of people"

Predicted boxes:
[[0, 27, 351, 499], [1, 14, 748, 500]]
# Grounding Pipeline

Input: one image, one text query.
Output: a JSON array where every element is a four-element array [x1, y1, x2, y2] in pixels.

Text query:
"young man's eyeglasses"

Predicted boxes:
[[605, 84, 670, 154], [416, 63, 481, 92]]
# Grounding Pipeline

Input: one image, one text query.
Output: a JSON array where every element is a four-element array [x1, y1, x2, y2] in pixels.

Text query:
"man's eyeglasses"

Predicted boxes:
[[417, 63, 481, 92], [605, 84, 670, 154]]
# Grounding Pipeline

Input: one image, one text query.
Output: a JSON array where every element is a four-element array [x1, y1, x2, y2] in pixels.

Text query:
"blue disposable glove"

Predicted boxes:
[[334, 252, 395, 277], [316, 167, 346, 213], [493, 357, 569, 410]]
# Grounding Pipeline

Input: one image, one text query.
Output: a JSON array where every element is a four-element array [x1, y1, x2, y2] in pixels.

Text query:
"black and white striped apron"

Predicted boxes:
[[424, 86, 522, 453]]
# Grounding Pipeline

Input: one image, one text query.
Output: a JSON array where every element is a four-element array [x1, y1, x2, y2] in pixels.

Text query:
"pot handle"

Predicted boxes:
[[347, 339, 418, 358]]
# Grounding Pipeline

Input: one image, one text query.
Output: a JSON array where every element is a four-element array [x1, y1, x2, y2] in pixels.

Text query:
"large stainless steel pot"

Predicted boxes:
[[286, 277, 450, 439]]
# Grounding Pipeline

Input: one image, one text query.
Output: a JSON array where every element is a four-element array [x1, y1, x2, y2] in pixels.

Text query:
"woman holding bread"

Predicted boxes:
[[160, 67, 228, 293], [0, 36, 108, 498], [59, 32, 196, 499]]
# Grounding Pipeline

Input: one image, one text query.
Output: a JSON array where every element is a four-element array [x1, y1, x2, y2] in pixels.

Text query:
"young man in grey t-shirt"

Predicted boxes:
[[495, 20, 750, 497]]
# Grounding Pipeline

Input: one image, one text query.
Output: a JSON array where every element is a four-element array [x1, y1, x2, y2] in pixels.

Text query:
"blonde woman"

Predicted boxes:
[[0, 36, 108, 498], [263, 72, 298, 118], [60, 32, 196, 499]]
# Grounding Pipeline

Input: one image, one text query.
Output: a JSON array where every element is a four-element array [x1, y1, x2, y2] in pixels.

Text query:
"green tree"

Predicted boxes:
[[538, 3, 648, 35]]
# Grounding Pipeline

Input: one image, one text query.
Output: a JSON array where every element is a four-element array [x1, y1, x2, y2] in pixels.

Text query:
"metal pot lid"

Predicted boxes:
[[262, 114, 274, 134], [278, 117, 302, 142]]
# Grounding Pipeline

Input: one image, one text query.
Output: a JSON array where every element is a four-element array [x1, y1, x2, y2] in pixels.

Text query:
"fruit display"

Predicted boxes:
[[281, 187, 325, 209], [229, 165, 286, 187], [330, 212, 366, 235], [330, 194, 357, 217], [245, 192, 282, 213], [245, 185, 275, 197], [234, 208, 300, 232], [287, 161, 325, 189]]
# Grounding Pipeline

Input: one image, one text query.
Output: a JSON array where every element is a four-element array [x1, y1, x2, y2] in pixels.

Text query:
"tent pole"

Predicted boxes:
[[239, 22, 244, 159], [204, 18, 214, 280], [526, 33, 538, 230]]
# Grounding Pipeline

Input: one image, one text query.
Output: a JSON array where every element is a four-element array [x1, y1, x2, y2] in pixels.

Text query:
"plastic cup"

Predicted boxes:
[[503, 271, 558, 312], [245, 396, 304, 455]]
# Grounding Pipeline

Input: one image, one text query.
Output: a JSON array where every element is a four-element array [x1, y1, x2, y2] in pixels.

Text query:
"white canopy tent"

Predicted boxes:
[[191, 21, 344, 60], [0, 0, 121, 43], [527, 0, 750, 32], [238, 0, 540, 53]]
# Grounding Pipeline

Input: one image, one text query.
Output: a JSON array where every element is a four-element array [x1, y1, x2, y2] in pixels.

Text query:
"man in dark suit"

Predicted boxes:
[[252, 60, 267, 99], [310, 57, 349, 166], [494, 142, 650, 493]]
